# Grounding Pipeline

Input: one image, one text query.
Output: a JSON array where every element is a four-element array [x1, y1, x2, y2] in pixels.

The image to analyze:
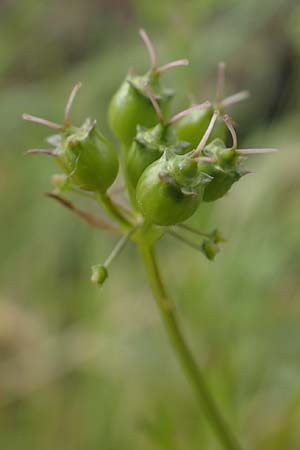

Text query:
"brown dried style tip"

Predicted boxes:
[[194, 110, 220, 156], [223, 114, 278, 155], [139, 28, 189, 74], [22, 113, 62, 130], [64, 81, 82, 128], [25, 149, 57, 156]]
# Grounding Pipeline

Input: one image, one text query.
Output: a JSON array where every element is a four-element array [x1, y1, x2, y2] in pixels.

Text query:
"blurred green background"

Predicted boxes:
[[0, 0, 300, 449]]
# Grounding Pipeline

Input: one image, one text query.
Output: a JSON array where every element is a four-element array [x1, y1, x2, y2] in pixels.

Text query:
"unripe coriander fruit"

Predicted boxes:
[[108, 29, 189, 148], [199, 138, 243, 202], [202, 239, 220, 260], [108, 73, 172, 148], [136, 151, 211, 226], [125, 85, 208, 191], [24, 83, 119, 195], [57, 119, 119, 193]]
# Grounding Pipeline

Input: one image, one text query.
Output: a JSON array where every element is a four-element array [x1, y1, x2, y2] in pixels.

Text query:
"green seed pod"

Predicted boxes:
[[108, 29, 189, 147], [198, 138, 245, 202], [126, 122, 191, 190], [55, 118, 119, 193], [195, 113, 278, 203], [201, 239, 220, 261], [136, 151, 211, 226], [108, 73, 173, 148], [23, 83, 119, 194]]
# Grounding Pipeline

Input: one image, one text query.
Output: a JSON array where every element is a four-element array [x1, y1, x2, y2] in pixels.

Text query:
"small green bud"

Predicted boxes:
[[210, 229, 226, 244], [91, 265, 108, 287], [201, 239, 220, 261]]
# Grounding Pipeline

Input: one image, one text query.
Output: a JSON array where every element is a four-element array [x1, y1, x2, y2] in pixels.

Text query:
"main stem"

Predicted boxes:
[[139, 243, 242, 450]]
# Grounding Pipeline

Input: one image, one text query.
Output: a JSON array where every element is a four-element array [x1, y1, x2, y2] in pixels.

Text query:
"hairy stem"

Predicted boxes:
[[139, 243, 242, 450]]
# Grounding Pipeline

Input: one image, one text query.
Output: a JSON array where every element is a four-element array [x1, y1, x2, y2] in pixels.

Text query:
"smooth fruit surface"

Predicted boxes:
[[136, 158, 200, 226], [59, 121, 119, 192]]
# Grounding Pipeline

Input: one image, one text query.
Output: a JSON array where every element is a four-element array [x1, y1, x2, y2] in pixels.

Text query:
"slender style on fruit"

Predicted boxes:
[[195, 114, 278, 202], [175, 62, 250, 150]]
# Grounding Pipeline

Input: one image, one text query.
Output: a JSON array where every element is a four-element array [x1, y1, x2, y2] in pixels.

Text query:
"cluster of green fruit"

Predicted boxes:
[[23, 29, 276, 260]]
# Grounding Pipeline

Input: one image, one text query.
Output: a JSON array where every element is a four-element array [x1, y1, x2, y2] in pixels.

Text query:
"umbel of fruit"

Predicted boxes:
[[108, 29, 189, 148], [136, 112, 220, 226], [126, 83, 210, 190], [23, 83, 119, 194], [175, 62, 250, 151]]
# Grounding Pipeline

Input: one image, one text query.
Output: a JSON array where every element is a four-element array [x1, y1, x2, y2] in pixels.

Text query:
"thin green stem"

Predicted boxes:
[[98, 192, 132, 230], [176, 223, 212, 238], [105, 226, 138, 267], [139, 243, 242, 450], [167, 229, 202, 253]]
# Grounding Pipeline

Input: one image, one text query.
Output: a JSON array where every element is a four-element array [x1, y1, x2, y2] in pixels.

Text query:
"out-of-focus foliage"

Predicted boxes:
[[0, 0, 299, 449]]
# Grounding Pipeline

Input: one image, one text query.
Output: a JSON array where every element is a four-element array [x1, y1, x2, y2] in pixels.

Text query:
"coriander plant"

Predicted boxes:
[[23, 29, 277, 450]]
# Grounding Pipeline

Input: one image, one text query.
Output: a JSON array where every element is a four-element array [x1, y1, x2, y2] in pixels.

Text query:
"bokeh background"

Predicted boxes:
[[1, 0, 300, 449]]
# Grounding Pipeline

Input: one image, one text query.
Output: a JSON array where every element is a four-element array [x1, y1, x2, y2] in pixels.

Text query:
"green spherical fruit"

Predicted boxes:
[[136, 152, 210, 226], [58, 119, 119, 193], [126, 123, 191, 191], [175, 106, 227, 151], [108, 73, 173, 148]]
